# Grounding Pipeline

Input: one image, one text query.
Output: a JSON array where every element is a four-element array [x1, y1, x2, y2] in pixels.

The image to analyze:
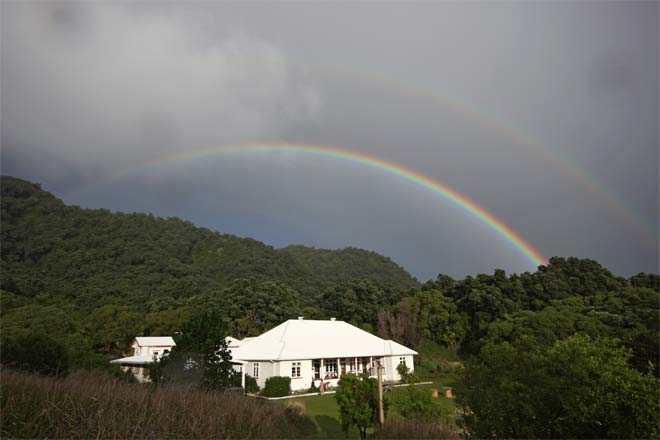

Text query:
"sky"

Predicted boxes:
[[2, 1, 658, 281]]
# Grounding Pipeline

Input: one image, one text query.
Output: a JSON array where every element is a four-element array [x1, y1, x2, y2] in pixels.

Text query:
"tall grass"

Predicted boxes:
[[1, 369, 315, 439], [374, 419, 459, 439]]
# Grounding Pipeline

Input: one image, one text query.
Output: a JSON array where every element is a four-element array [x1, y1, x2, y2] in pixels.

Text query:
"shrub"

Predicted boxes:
[[109, 364, 137, 383], [263, 376, 291, 397], [231, 373, 259, 394], [396, 363, 413, 383], [244, 374, 259, 394], [389, 386, 447, 422], [284, 400, 306, 417], [1, 334, 69, 376], [457, 335, 660, 439]]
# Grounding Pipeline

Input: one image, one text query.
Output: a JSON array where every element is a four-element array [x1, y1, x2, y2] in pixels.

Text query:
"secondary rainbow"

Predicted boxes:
[[70, 143, 548, 267], [313, 63, 657, 243]]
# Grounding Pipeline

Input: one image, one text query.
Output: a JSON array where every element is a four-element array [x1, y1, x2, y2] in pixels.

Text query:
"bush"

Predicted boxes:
[[457, 335, 660, 439], [263, 376, 291, 397], [389, 386, 447, 422], [1, 334, 69, 376], [231, 373, 259, 394], [284, 400, 306, 417], [244, 374, 259, 394], [108, 364, 137, 383]]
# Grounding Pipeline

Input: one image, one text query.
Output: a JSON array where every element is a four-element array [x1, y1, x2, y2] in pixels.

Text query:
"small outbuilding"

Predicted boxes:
[[110, 336, 176, 382]]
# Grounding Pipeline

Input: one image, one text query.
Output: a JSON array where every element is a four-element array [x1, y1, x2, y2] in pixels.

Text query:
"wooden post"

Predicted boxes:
[[320, 359, 324, 397], [377, 361, 384, 427]]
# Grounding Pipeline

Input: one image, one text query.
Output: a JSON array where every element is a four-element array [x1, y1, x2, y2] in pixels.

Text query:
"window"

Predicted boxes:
[[324, 359, 338, 378], [291, 362, 301, 378], [399, 357, 406, 366], [253, 362, 259, 378]]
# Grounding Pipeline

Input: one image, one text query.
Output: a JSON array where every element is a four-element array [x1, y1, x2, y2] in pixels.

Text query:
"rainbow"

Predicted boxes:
[[312, 64, 658, 243], [70, 143, 548, 267]]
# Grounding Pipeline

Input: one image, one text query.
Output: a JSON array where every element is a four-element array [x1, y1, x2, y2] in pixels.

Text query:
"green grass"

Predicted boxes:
[[280, 394, 359, 439], [275, 341, 463, 438], [277, 384, 458, 439]]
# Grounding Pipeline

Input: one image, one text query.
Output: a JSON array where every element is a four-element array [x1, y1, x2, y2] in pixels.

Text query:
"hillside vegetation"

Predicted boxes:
[[1, 176, 417, 302], [1, 175, 659, 438]]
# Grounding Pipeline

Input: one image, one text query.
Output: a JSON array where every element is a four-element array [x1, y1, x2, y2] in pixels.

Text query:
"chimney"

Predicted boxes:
[[297, 316, 304, 320], [330, 317, 336, 321]]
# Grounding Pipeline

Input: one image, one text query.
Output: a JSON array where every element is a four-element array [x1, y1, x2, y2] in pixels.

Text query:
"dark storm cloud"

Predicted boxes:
[[1, 2, 321, 181], [2, 1, 657, 279]]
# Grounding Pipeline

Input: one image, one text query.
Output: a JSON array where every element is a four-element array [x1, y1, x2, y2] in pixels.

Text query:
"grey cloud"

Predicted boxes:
[[1, 2, 321, 181], [2, 1, 657, 279]]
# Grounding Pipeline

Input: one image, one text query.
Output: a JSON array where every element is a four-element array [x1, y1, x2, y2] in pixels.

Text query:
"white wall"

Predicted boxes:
[[385, 355, 415, 381], [245, 355, 416, 392], [278, 360, 315, 391], [132, 345, 174, 359], [250, 361, 275, 389]]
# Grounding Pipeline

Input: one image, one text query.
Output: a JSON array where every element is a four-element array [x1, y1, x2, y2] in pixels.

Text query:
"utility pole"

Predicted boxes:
[[377, 360, 384, 427]]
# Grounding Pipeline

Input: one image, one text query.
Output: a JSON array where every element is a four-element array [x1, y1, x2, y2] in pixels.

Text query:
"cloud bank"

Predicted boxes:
[[2, 2, 321, 182]]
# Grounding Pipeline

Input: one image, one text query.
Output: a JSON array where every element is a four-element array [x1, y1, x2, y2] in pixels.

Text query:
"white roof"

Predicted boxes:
[[110, 355, 156, 365], [133, 336, 176, 347], [225, 336, 242, 348], [231, 319, 417, 361]]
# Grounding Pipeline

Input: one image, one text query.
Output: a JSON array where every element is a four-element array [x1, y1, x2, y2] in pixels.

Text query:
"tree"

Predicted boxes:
[[456, 334, 660, 439], [335, 373, 384, 439], [1, 333, 69, 376], [199, 338, 236, 391]]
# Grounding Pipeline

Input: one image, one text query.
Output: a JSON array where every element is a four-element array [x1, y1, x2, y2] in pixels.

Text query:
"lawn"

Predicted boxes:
[[276, 341, 462, 438], [280, 393, 358, 439], [277, 383, 458, 439]]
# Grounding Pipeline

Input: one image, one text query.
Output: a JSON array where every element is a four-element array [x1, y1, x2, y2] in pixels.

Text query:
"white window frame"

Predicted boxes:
[[324, 359, 338, 378], [253, 362, 259, 378], [399, 356, 406, 366], [291, 362, 301, 378]]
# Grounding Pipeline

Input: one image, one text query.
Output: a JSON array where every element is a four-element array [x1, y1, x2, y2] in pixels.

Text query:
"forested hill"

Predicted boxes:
[[278, 245, 416, 289], [0, 176, 418, 302]]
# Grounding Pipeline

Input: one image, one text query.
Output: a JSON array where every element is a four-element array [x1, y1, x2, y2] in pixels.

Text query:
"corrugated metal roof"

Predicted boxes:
[[133, 336, 176, 347], [231, 319, 417, 361]]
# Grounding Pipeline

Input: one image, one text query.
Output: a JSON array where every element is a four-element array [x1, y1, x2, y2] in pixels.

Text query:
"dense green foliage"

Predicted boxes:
[[388, 385, 446, 422], [335, 373, 384, 439], [1, 175, 659, 437], [0, 176, 417, 366], [378, 260, 659, 378], [263, 376, 292, 397], [1, 334, 69, 376], [456, 335, 660, 438], [242, 374, 260, 394]]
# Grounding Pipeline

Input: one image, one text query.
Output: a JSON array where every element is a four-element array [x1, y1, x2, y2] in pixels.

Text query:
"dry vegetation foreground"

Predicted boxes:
[[0, 369, 316, 439]]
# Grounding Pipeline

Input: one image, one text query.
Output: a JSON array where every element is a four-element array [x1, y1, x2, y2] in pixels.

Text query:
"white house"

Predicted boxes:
[[228, 318, 417, 392], [110, 336, 176, 382]]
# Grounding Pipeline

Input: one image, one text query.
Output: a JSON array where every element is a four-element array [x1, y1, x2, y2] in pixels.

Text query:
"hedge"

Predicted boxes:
[[263, 376, 291, 397]]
